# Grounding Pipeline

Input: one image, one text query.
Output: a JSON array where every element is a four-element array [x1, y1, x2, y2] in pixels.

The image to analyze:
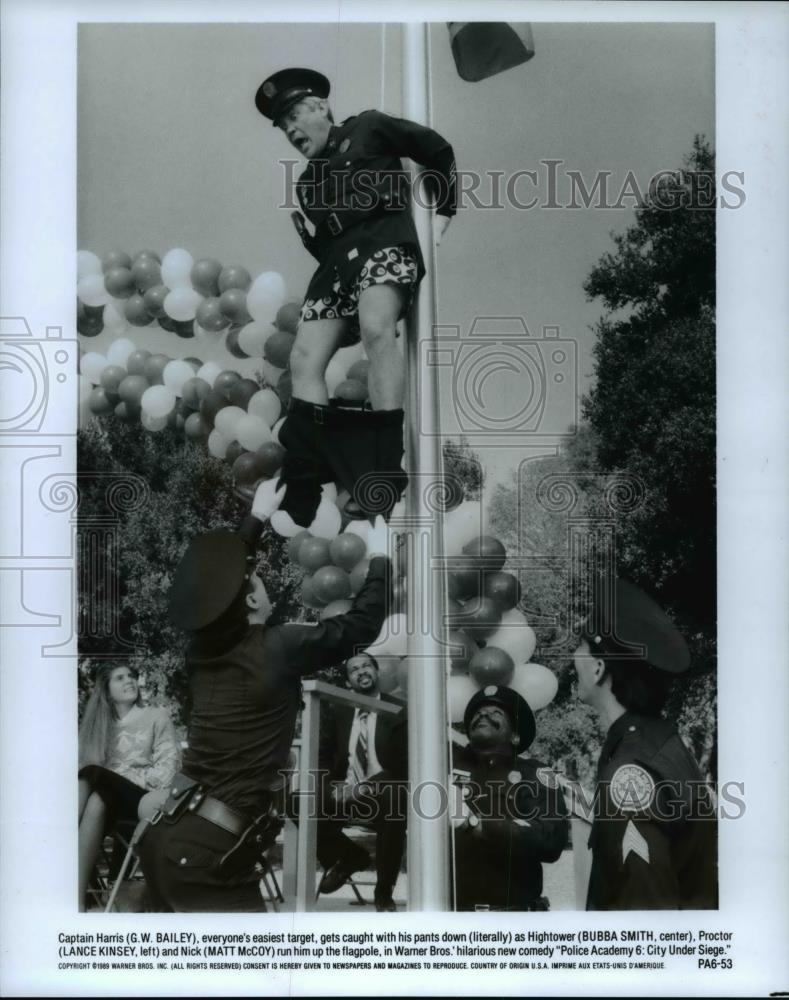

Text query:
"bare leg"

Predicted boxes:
[[78, 791, 106, 911], [358, 284, 405, 411], [289, 318, 349, 404]]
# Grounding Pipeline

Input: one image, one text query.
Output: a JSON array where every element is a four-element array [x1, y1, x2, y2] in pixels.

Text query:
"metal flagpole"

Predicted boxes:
[[402, 22, 451, 911]]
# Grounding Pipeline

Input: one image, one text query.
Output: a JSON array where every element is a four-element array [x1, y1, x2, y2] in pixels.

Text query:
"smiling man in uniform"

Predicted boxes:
[[452, 685, 568, 911], [255, 68, 457, 525]]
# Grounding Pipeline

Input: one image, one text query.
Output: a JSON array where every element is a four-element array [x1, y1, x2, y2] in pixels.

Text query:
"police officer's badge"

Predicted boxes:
[[610, 763, 655, 812], [262, 81, 277, 98], [507, 770, 522, 784], [536, 767, 558, 790]]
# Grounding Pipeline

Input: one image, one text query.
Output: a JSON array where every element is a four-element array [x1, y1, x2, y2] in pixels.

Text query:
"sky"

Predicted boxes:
[[77, 20, 714, 495]]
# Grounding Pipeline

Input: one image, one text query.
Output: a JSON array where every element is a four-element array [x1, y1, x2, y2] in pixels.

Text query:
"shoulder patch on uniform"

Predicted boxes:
[[536, 767, 558, 790], [622, 819, 650, 865], [610, 763, 655, 812]]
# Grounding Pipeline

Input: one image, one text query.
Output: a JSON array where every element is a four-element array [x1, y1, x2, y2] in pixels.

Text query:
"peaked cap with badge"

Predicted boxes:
[[463, 684, 536, 751], [255, 68, 330, 124], [168, 528, 255, 632]]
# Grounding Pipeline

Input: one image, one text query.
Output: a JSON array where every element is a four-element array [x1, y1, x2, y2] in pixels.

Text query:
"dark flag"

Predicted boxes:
[[448, 22, 535, 82]]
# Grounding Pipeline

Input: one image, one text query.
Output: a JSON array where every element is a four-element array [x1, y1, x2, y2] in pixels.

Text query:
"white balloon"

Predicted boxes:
[[485, 609, 537, 665], [325, 356, 346, 397], [141, 411, 167, 432], [321, 482, 338, 503], [207, 428, 231, 459], [77, 274, 111, 307], [106, 337, 136, 367], [141, 384, 176, 419], [247, 271, 287, 323], [103, 302, 128, 334], [197, 362, 222, 387], [261, 360, 285, 387], [247, 388, 281, 427], [77, 250, 102, 279], [449, 673, 481, 724], [80, 352, 108, 384], [164, 286, 203, 322], [163, 359, 195, 396], [236, 414, 272, 451], [270, 509, 302, 538], [367, 613, 408, 658], [271, 417, 285, 444], [443, 500, 484, 556], [510, 663, 558, 712], [214, 405, 247, 439], [161, 248, 194, 288], [237, 321, 272, 357], [309, 498, 342, 540]]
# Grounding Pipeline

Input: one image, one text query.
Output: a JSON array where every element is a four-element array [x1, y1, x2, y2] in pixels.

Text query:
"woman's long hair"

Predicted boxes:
[[78, 664, 142, 768]]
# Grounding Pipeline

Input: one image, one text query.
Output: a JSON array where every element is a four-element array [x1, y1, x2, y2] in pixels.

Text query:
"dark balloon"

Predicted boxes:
[[214, 370, 242, 400], [219, 288, 252, 326], [181, 376, 211, 409], [328, 532, 367, 571], [468, 646, 515, 686], [191, 258, 222, 296], [275, 301, 301, 334], [184, 411, 209, 441], [225, 440, 245, 466], [172, 319, 196, 339], [334, 379, 368, 403], [199, 388, 229, 427], [298, 536, 332, 573], [144, 354, 170, 385], [232, 451, 268, 486], [118, 374, 149, 406], [449, 596, 502, 640], [311, 565, 352, 604], [227, 377, 260, 409], [218, 264, 252, 293], [100, 365, 127, 393], [462, 535, 507, 572], [124, 293, 155, 327], [483, 571, 521, 611], [88, 386, 115, 415], [196, 296, 229, 332], [131, 257, 162, 292], [77, 313, 103, 338], [143, 284, 170, 318], [287, 530, 313, 564], [101, 250, 132, 272], [126, 349, 151, 376], [104, 267, 136, 299], [447, 629, 479, 674], [264, 330, 295, 368]]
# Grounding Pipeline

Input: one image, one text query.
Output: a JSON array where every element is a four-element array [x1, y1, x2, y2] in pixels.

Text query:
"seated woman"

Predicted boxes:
[[77, 664, 180, 910]]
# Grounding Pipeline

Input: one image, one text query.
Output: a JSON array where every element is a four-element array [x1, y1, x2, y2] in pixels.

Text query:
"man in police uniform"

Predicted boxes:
[[452, 685, 568, 911], [255, 68, 457, 525], [136, 482, 392, 911], [572, 578, 718, 910]]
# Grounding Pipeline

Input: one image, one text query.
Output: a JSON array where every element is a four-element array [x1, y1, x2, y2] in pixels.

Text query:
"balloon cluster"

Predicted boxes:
[[77, 248, 373, 526], [77, 247, 297, 377], [332, 499, 558, 723]]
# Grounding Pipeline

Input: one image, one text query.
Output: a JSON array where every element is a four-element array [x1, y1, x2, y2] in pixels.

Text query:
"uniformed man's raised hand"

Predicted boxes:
[[366, 515, 391, 559], [434, 214, 452, 246], [252, 479, 287, 521]]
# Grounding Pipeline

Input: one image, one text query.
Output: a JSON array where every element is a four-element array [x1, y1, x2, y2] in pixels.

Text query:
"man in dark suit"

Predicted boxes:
[[315, 653, 407, 911]]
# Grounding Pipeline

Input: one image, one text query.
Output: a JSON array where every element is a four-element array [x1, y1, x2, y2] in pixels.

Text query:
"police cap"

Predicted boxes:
[[464, 685, 536, 751], [255, 68, 330, 124], [584, 578, 690, 674], [169, 529, 251, 631]]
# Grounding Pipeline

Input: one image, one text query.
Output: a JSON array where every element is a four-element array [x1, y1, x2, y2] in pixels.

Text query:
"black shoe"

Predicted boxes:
[[318, 858, 366, 895], [374, 896, 397, 912]]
